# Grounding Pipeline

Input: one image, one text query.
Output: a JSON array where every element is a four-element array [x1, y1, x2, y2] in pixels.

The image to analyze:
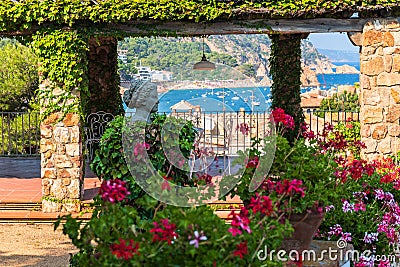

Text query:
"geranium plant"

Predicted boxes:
[[317, 157, 400, 266], [226, 108, 365, 216]]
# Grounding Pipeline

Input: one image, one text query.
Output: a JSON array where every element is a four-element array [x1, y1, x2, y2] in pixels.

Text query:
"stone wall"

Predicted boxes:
[[41, 109, 83, 212], [360, 19, 400, 160]]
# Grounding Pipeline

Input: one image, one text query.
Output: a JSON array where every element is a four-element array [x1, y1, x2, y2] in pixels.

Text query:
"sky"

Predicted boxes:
[[308, 32, 359, 51]]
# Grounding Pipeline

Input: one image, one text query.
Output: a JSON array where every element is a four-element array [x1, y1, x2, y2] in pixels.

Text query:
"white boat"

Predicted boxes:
[[232, 96, 239, 100], [201, 93, 207, 97], [252, 101, 260, 106]]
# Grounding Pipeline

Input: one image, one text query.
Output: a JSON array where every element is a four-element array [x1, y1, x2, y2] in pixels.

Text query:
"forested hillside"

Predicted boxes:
[[118, 35, 331, 83]]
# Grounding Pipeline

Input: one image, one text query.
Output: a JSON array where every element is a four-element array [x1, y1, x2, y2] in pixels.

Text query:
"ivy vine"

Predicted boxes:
[[0, 0, 399, 34], [269, 33, 304, 143], [31, 28, 89, 120]]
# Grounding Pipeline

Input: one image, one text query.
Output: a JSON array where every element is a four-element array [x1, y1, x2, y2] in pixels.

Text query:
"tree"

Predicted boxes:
[[0, 40, 38, 112]]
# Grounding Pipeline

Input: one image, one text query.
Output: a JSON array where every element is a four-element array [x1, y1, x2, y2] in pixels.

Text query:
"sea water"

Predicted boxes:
[[156, 62, 360, 113]]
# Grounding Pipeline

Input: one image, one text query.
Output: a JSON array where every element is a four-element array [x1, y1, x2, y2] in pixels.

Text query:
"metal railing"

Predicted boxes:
[[303, 109, 360, 134], [0, 112, 40, 156], [0, 110, 360, 157]]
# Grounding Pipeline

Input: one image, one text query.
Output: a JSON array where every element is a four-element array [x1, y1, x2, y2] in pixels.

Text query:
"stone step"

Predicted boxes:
[[0, 210, 92, 223], [0, 202, 41, 211]]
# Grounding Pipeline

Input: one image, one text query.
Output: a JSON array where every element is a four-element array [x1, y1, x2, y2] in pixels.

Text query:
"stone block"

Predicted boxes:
[[70, 156, 82, 168], [383, 47, 396, 55], [42, 168, 56, 179], [372, 124, 388, 140], [42, 112, 62, 125], [57, 169, 71, 179], [391, 88, 400, 104], [42, 199, 62, 213], [363, 138, 378, 153], [393, 55, 400, 72], [376, 47, 383, 56], [63, 113, 80, 127], [63, 202, 81, 213], [62, 178, 71, 186], [361, 46, 376, 56], [53, 126, 70, 143], [361, 125, 371, 138], [388, 124, 400, 137], [363, 106, 383, 124], [69, 126, 80, 143], [383, 32, 395, 47], [386, 105, 400, 122], [68, 179, 82, 199], [362, 89, 381, 105], [377, 138, 392, 154], [54, 155, 72, 168], [51, 179, 67, 199], [379, 87, 391, 104], [360, 75, 370, 90], [68, 168, 82, 180], [40, 124, 52, 138], [361, 56, 384, 76], [377, 73, 400, 86], [56, 144, 66, 154], [363, 30, 383, 46], [66, 143, 80, 157], [393, 32, 400, 46], [384, 55, 393, 72]]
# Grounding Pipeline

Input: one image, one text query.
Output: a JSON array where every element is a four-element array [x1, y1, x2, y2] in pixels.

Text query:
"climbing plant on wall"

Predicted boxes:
[[31, 29, 89, 120], [269, 33, 305, 142]]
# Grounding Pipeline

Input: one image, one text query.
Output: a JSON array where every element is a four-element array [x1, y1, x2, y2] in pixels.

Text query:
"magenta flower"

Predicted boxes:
[[363, 232, 378, 244], [133, 142, 150, 157], [100, 179, 130, 203], [238, 123, 250, 136], [188, 230, 207, 248]]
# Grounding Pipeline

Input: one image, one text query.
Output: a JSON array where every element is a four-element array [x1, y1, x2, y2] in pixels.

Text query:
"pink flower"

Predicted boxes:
[[133, 142, 150, 157], [238, 123, 250, 136], [100, 179, 130, 203], [228, 209, 251, 236]]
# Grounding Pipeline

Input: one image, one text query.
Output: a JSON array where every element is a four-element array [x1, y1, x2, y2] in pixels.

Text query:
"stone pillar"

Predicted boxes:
[[87, 36, 124, 116], [33, 30, 88, 212], [269, 33, 309, 142], [360, 19, 400, 160]]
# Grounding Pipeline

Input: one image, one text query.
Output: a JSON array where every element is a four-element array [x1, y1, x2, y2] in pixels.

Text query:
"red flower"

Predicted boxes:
[[150, 218, 178, 244], [110, 238, 140, 260], [100, 179, 130, 203], [248, 193, 273, 216], [233, 241, 248, 258], [161, 176, 172, 191], [271, 108, 294, 130], [246, 156, 259, 168]]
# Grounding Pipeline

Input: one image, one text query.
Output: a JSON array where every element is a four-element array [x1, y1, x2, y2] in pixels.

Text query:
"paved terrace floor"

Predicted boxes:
[[0, 157, 99, 203]]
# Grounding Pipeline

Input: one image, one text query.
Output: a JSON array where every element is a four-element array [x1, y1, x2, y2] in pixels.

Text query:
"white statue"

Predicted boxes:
[[123, 80, 159, 122]]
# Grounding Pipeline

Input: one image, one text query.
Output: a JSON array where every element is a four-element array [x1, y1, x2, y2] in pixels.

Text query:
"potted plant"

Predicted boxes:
[[225, 108, 365, 254]]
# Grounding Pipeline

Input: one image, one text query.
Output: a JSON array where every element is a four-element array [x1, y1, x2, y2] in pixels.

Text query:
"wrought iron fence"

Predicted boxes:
[[0, 112, 40, 156], [0, 110, 360, 157]]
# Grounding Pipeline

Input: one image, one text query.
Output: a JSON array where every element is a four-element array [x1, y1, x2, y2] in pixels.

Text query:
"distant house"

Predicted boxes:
[[301, 92, 323, 110], [170, 100, 198, 113]]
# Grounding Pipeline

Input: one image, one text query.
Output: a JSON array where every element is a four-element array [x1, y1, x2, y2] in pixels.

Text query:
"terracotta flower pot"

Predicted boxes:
[[280, 211, 325, 253]]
